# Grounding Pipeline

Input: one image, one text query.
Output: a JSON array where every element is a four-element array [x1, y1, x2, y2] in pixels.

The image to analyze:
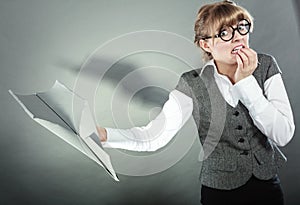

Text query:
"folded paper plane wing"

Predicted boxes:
[[9, 81, 119, 181]]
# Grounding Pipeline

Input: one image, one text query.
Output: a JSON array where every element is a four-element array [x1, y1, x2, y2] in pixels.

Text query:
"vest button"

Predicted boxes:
[[240, 150, 249, 155], [236, 125, 243, 130], [238, 138, 245, 143], [233, 111, 239, 116]]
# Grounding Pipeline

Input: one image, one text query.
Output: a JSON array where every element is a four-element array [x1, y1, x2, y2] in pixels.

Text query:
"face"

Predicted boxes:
[[200, 20, 250, 68]]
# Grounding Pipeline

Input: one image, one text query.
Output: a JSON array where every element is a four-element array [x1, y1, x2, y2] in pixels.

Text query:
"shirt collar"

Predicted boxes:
[[200, 59, 217, 76], [200, 59, 233, 84]]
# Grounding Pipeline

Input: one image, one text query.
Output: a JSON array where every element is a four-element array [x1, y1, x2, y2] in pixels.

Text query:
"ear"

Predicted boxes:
[[199, 39, 211, 53]]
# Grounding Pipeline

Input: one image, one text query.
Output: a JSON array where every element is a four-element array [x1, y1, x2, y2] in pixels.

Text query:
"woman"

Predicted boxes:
[[97, 1, 295, 204]]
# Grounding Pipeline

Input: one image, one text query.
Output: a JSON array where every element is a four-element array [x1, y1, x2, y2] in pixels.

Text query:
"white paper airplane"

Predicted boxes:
[[9, 81, 119, 181]]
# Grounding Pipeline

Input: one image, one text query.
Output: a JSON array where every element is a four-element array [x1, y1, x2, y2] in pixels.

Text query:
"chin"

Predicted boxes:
[[228, 56, 238, 64]]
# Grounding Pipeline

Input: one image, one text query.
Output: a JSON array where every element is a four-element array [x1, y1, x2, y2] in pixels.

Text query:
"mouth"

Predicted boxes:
[[231, 45, 244, 54]]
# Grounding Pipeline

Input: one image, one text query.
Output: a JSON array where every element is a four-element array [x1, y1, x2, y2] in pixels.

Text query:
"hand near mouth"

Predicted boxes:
[[233, 47, 258, 83]]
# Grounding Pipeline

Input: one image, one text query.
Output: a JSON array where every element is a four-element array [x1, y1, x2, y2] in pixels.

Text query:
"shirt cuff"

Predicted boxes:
[[232, 75, 269, 116], [101, 127, 131, 148]]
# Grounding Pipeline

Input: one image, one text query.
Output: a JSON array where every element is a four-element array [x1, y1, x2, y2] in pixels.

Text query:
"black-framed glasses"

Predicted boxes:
[[202, 19, 251, 42]]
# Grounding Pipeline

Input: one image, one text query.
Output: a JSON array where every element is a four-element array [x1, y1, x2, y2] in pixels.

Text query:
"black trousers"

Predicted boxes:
[[200, 175, 284, 205]]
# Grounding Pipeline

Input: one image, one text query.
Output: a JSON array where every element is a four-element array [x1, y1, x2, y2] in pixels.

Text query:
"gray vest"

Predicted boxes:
[[175, 53, 287, 190]]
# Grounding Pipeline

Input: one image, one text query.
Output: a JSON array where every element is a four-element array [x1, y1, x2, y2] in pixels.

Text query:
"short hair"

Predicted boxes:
[[194, 0, 254, 62]]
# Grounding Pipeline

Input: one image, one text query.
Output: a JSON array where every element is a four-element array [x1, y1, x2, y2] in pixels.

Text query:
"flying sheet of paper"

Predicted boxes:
[[9, 81, 119, 181]]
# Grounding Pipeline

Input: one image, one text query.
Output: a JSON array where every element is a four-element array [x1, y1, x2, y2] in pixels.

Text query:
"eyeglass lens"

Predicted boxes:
[[219, 19, 250, 41]]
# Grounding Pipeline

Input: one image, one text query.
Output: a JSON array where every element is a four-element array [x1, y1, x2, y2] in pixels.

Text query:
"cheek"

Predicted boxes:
[[213, 42, 231, 54], [218, 44, 229, 50]]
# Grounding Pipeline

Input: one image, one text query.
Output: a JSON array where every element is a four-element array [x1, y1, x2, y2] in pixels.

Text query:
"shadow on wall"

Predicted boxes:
[[56, 57, 169, 107], [293, 0, 300, 36]]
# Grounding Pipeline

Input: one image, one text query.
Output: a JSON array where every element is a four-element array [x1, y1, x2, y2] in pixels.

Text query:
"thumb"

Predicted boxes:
[[96, 126, 107, 142]]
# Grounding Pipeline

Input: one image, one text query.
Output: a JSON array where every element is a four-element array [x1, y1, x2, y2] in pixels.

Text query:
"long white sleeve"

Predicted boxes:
[[101, 60, 295, 150], [232, 74, 295, 146], [102, 89, 193, 151]]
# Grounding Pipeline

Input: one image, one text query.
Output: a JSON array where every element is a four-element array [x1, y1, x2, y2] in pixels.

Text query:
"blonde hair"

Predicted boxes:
[[194, 0, 254, 62]]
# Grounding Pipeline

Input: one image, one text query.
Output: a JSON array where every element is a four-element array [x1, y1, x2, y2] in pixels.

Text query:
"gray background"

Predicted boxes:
[[1, 0, 300, 204]]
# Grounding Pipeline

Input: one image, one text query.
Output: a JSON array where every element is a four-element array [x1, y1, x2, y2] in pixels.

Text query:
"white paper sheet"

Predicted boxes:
[[9, 81, 119, 181]]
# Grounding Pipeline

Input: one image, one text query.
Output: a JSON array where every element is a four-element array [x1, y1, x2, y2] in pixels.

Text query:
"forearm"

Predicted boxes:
[[99, 90, 193, 151], [232, 74, 295, 146], [249, 100, 294, 146]]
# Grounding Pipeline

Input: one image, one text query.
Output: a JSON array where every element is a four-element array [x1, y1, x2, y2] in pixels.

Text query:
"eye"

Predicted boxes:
[[219, 29, 229, 37], [238, 24, 247, 31]]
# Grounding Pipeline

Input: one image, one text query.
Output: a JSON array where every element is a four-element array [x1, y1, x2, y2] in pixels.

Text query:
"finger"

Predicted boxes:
[[237, 49, 249, 68], [240, 48, 257, 66], [241, 47, 257, 59], [236, 53, 243, 69]]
